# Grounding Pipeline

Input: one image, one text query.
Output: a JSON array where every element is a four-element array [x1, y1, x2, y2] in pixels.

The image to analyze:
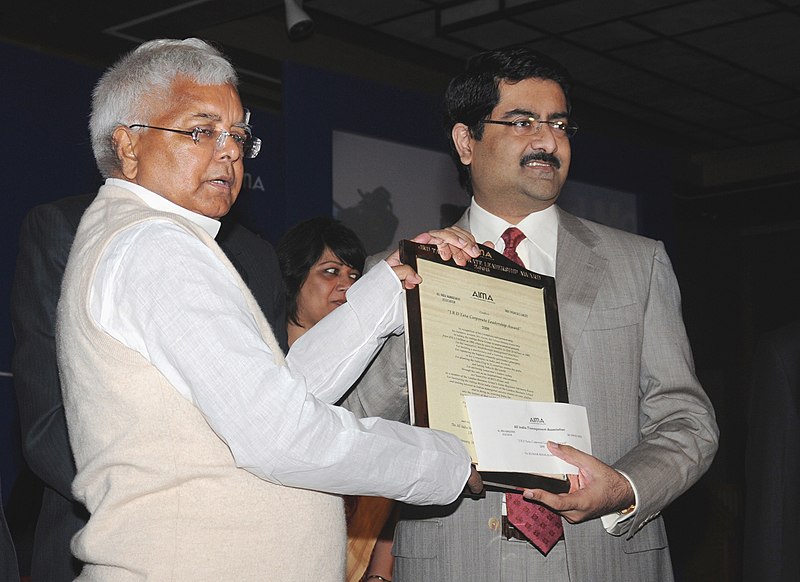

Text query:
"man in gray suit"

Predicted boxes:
[[348, 47, 719, 581]]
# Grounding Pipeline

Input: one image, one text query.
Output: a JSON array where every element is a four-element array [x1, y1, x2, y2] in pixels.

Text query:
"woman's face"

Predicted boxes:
[[295, 246, 361, 329]]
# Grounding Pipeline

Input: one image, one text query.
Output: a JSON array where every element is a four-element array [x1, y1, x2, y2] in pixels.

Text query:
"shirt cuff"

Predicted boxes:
[[600, 469, 639, 535], [345, 259, 405, 334]]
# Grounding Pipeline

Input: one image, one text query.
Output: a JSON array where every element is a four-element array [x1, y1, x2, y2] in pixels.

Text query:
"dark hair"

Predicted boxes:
[[444, 47, 573, 194], [277, 216, 367, 327]]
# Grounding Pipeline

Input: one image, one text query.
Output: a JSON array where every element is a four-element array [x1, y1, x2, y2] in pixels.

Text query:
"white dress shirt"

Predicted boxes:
[[468, 198, 558, 277], [467, 197, 638, 533], [86, 178, 471, 505]]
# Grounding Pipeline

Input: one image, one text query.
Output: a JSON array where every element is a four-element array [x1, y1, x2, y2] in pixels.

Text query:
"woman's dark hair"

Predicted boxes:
[[277, 216, 367, 326], [444, 47, 573, 195]]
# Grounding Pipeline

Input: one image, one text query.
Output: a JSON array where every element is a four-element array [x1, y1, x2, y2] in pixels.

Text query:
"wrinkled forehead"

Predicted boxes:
[[159, 77, 246, 124]]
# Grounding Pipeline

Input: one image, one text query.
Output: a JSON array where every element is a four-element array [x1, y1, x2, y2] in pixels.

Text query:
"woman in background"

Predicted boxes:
[[277, 216, 395, 582], [278, 216, 366, 346]]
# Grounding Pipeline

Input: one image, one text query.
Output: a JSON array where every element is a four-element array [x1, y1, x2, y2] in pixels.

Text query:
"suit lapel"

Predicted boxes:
[[455, 205, 607, 379], [554, 208, 607, 378]]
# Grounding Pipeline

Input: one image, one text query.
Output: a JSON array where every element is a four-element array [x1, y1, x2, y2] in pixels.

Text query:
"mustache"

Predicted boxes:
[[520, 152, 561, 170]]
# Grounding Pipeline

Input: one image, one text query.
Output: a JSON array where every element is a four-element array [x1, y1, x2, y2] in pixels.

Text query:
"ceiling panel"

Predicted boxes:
[[308, 0, 431, 25], [679, 12, 800, 88], [2, 0, 798, 171], [440, 0, 510, 27], [372, 9, 439, 42], [563, 21, 658, 51], [574, 85, 742, 149], [610, 39, 794, 106], [445, 19, 546, 49], [513, 0, 678, 34], [629, 0, 776, 35], [639, 91, 751, 129], [376, 12, 479, 61], [518, 38, 624, 85]]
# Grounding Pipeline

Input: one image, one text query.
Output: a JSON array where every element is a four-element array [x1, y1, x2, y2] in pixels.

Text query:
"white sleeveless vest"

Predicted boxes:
[[57, 184, 345, 581]]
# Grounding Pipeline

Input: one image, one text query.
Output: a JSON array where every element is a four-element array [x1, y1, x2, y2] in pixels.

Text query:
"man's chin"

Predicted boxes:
[[524, 188, 561, 205], [204, 194, 239, 219]]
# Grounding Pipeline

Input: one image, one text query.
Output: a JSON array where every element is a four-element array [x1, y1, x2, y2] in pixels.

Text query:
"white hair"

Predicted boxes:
[[89, 38, 238, 178]]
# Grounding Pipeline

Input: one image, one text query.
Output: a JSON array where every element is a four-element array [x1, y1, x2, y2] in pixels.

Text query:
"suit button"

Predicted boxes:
[[488, 517, 501, 531]]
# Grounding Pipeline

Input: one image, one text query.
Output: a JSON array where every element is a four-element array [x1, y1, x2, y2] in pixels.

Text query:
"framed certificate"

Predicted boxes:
[[400, 240, 570, 492]]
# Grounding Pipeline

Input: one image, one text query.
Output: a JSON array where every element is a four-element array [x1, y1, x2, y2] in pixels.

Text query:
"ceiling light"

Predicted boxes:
[[285, 0, 314, 41]]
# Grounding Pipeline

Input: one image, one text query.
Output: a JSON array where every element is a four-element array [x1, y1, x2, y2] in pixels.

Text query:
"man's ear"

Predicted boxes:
[[112, 126, 139, 180], [452, 123, 474, 165]]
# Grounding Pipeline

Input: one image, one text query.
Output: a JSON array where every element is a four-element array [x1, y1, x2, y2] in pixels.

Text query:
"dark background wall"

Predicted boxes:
[[2, 38, 797, 581]]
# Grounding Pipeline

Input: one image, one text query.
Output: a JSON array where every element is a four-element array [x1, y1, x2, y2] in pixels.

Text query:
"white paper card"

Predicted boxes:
[[465, 396, 592, 475]]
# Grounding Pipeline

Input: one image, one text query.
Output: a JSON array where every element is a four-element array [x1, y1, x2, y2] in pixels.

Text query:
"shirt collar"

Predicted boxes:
[[469, 198, 558, 261], [106, 178, 221, 239]]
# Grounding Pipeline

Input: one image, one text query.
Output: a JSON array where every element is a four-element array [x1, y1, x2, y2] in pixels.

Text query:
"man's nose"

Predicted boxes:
[[215, 131, 242, 161], [528, 121, 558, 153]]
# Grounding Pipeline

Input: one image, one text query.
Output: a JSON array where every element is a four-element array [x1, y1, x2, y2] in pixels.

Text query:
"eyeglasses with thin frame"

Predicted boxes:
[[127, 123, 262, 159], [483, 116, 579, 138]]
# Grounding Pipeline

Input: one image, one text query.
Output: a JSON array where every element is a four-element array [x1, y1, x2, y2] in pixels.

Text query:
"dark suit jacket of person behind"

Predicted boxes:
[[744, 320, 800, 582], [11, 193, 287, 581], [1, 477, 20, 582]]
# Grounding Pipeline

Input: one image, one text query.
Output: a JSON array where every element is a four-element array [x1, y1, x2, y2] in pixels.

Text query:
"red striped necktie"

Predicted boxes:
[[500, 226, 564, 555]]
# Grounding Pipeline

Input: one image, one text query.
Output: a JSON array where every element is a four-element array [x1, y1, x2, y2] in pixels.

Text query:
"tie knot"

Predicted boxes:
[[501, 227, 526, 266]]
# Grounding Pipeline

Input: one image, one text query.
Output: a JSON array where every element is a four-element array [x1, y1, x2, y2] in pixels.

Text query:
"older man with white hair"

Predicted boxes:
[[56, 38, 482, 581]]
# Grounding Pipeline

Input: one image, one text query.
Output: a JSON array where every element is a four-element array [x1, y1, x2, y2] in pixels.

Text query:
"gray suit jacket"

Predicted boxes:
[[344, 206, 719, 581]]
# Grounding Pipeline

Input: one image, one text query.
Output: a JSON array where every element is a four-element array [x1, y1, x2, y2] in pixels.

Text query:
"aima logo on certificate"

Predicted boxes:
[[471, 290, 494, 302]]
